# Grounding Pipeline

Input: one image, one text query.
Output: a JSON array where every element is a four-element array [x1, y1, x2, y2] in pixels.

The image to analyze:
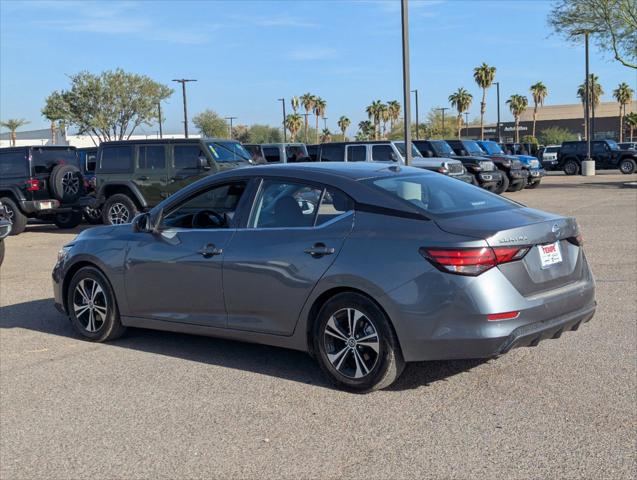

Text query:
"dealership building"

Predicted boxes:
[[464, 100, 637, 142]]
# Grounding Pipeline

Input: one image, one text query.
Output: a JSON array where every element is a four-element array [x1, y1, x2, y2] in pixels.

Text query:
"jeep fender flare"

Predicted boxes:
[[97, 181, 148, 209], [0, 186, 28, 212]]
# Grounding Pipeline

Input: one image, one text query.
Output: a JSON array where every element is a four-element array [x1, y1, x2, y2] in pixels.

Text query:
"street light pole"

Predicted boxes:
[[437, 107, 449, 137], [495, 81, 501, 142], [411, 89, 419, 140], [581, 31, 595, 175], [157, 101, 163, 139], [172, 79, 197, 138], [322, 117, 328, 130], [464, 112, 470, 138], [225, 117, 237, 139], [401, 0, 412, 166], [278, 98, 287, 142]]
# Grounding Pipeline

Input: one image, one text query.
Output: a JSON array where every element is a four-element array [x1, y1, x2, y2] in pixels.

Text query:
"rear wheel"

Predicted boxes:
[[50, 164, 82, 203], [83, 206, 102, 224], [563, 159, 580, 175], [0, 197, 27, 235], [102, 194, 138, 225], [313, 292, 405, 393], [619, 158, 636, 174], [493, 172, 510, 194], [54, 210, 83, 229], [67, 267, 126, 342]]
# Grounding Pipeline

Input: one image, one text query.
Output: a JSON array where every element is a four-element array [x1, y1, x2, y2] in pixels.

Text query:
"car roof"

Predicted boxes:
[[319, 141, 396, 146], [99, 138, 235, 146]]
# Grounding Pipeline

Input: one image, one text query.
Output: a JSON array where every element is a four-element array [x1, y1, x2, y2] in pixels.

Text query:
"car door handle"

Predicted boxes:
[[304, 243, 335, 258], [197, 243, 223, 258], [137, 175, 149, 181]]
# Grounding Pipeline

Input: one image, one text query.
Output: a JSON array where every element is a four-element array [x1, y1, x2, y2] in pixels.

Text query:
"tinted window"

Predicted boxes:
[[100, 146, 133, 172], [138, 145, 165, 170], [84, 152, 97, 173], [320, 144, 344, 162], [347, 145, 366, 162], [372, 144, 395, 162], [366, 173, 518, 217], [31, 148, 79, 174], [207, 141, 252, 162], [174, 145, 201, 169], [262, 147, 281, 163], [0, 150, 28, 177], [315, 189, 353, 226], [592, 142, 607, 154], [286, 145, 307, 162], [250, 180, 322, 228]]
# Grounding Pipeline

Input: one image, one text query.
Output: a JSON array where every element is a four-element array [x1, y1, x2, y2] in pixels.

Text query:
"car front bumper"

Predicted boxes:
[[475, 170, 503, 187], [542, 159, 558, 170], [528, 168, 545, 182], [450, 172, 475, 184]]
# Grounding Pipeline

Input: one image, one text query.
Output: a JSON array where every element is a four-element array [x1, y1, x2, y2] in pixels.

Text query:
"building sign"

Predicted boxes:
[[504, 125, 528, 132]]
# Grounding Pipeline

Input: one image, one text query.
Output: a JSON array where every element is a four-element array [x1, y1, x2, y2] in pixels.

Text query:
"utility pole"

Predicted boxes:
[[401, 0, 412, 165], [225, 117, 237, 139], [411, 89, 419, 140], [437, 107, 449, 137], [495, 81, 501, 142], [278, 98, 287, 142], [172, 78, 197, 138], [464, 112, 470, 138], [157, 101, 163, 139], [582, 31, 594, 175]]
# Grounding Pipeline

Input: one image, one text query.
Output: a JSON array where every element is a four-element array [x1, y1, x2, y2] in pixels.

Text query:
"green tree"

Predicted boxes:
[[613, 82, 634, 141], [41, 91, 68, 145], [549, 0, 637, 69], [506, 94, 529, 143], [421, 108, 456, 139], [366, 100, 384, 140], [300, 93, 316, 143], [248, 124, 282, 143], [285, 113, 303, 141], [379, 103, 390, 138], [42, 69, 172, 143], [625, 112, 637, 141], [577, 74, 604, 140], [232, 125, 250, 143], [473, 62, 497, 140], [192, 109, 228, 138], [387, 100, 401, 132], [0, 118, 29, 146], [537, 126, 578, 145], [448, 87, 473, 139], [530, 81, 549, 138], [356, 120, 375, 140], [320, 128, 332, 143], [337, 115, 351, 139], [313, 97, 327, 144]]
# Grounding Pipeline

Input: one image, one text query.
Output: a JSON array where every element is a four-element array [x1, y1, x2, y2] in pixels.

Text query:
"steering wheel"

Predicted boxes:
[[192, 210, 225, 229]]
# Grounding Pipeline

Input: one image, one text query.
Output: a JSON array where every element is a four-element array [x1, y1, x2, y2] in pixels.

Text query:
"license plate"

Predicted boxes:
[[538, 241, 562, 269], [39, 201, 53, 210]]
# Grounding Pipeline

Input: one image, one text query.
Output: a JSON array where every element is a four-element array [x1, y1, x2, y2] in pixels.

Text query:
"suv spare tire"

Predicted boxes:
[[50, 164, 82, 203]]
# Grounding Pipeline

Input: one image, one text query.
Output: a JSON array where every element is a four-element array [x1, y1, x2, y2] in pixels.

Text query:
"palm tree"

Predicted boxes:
[[291, 96, 300, 113], [379, 103, 390, 138], [506, 95, 528, 143], [529, 81, 548, 138], [366, 100, 384, 140], [577, 75, 604, 140], [387, 100, 401, 132], [473, 62, 497, 140], [320, 128, 332, 143], [613, 82, 634, 142], [284, 113, 302, 142], [357, 120, 374, 140], [448, 88, 473, 139], [337, 115, 351, 139], [313, 97, 326, 144], [626, 112, 637, 141], [0, 118, 29, 146], [300, 93, 316, 143]]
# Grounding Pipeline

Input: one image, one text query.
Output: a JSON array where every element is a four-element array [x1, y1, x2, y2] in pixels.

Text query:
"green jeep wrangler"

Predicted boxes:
[[95, 138, 252, 225]]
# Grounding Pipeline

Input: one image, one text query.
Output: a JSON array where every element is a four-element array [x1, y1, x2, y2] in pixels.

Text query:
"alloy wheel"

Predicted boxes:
[[84, 206, 101, 220], [108, 203, 130, 224], [6, 206, 14, 222], [62, 171, 80, 195], [73, 278, 108, 333], [323, 308, 380, 379]]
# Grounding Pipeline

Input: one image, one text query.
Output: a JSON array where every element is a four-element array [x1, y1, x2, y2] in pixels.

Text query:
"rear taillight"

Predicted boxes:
[[26, 179, 40, 191], [567, 234, 584, 247], [420, 246, 529, 276], [487, 311, 520, 321]]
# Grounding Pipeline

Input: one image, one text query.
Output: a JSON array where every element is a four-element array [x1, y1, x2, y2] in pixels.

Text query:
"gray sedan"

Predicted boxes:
[[52, 163, 596, 392]]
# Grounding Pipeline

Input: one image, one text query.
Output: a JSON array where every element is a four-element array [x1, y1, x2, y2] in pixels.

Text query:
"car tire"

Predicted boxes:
[[563, 159, 580, 175], [0, 240, 4, 266], [83, 206, 103, 224], [67, 266, 126, 342], [493, 172, 510, 194], [619, 158, 636, 175], [54, 210, 83, 229], [0, 197, 27, 235], [50, 164, 83, 203], [102, 194, 138, 225], [507, 179, 526, 192], [526, 179, 541, 189], [313, 292, 405, 393]]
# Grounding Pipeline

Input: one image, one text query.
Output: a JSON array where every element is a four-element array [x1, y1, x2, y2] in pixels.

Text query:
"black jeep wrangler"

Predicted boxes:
[[94, 138, 251, 225], [0, 146, 88, 235], [558, 140, 637, 175]]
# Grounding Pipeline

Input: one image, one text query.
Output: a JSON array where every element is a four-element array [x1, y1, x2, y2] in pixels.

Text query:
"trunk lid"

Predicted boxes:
[[434, 207, 584, 296]]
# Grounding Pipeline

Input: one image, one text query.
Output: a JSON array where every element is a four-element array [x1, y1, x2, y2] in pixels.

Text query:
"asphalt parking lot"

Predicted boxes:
[[1, 172, 636, 479]]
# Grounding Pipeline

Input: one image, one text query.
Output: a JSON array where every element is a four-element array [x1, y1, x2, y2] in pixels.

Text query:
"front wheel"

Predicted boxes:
[[67, 266, 126, 342], [83, 206, 102, 224], [313, 292, 405, 393], [619, 158, 636, 175], [563, 159, 580, 175], [493, 172, 510, 194], [102, 194, 138, 225], [526, 179, 541, 189], [54, 210, 83, 229], [0, 197, 27, 235]]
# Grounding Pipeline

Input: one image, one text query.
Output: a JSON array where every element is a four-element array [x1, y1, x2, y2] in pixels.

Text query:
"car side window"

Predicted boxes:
[[372, 145, 395, 162], [138, 145, 165, 170], [346, 145, 366, 162], [262, 147, 281, 163], [320, 144, 344, 162], [315, 189, 354, 226], [174, 145, 201, 169], [250, 180, 323, 228], [0, 151, 28, 177], [100, 146, 133, 172], [162, 181, 247, 229]]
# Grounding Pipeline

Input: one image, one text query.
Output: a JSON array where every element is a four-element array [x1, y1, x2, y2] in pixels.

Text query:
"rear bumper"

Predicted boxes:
[[22, 196, 93, 215]]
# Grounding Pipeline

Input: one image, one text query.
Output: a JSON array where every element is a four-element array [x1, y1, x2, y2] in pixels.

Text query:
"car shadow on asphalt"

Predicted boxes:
[[0, 298, 486, 393], [22, 223, 95, 235], [529, 181, 636, 190]]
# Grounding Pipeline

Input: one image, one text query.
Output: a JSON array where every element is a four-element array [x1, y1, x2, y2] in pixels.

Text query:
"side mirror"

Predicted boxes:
[[198, 156, 211, 170], [133, 209, 164, 234], [460, 149, 468, 156]]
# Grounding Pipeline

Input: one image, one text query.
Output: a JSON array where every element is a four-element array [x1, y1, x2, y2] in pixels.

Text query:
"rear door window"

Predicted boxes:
[[0, 150, 28, 177], [138, 145, 166, 170], [99, 146, 133, 172], [320, 144, 344, 162], [346, 145, 366, 162], [262, 147, 281, 163], [173, 145, 201, 169], [372, 145, 395, 162]]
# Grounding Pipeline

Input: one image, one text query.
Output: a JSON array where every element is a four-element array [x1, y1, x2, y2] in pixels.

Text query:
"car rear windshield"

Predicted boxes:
[[31, 148, 79, 174], [207, 141, 251, 162], [364, 173, 519, 217]]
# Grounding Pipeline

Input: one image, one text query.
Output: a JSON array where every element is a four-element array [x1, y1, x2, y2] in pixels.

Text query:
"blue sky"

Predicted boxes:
[[1, 0, 634, 135]]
